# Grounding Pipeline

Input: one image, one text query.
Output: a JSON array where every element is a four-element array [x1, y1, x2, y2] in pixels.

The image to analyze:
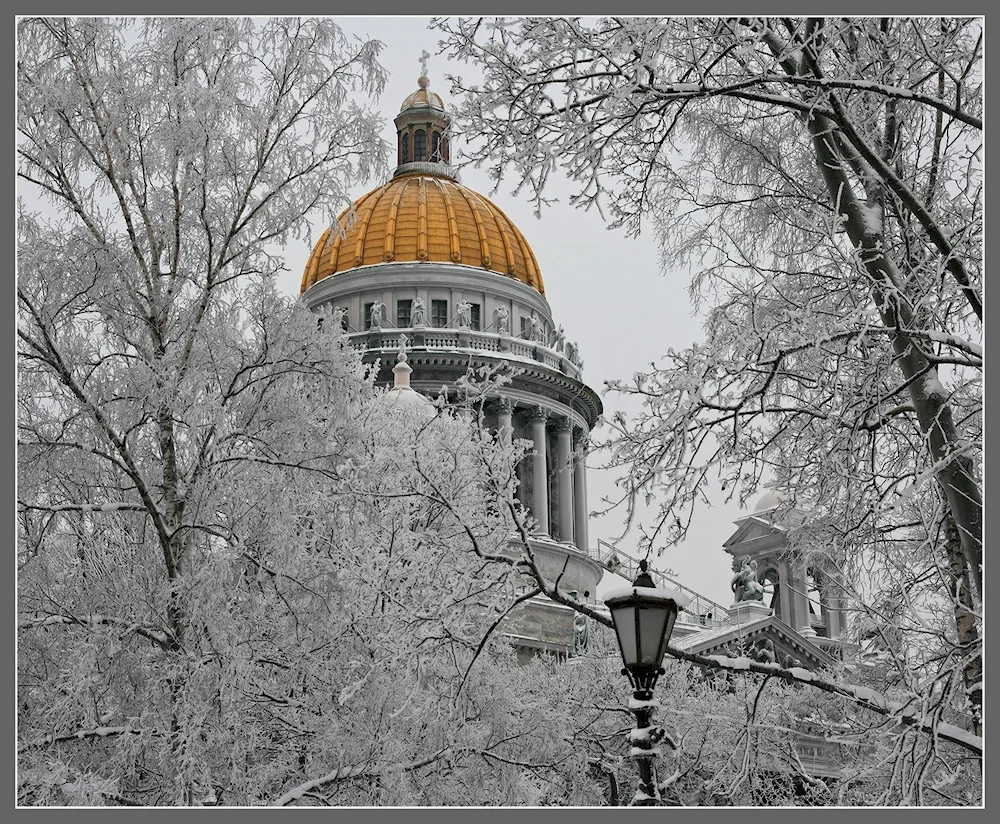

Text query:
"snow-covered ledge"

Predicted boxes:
[[727, 600, 771, 625]]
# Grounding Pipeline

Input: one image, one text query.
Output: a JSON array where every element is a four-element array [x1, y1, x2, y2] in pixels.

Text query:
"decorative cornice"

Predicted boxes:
[[393, 161, 459, 181], [348, 342, 601, 428]]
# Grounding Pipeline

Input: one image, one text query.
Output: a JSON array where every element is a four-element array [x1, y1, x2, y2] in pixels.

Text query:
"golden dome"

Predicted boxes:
[[300, 173, 545, 295]]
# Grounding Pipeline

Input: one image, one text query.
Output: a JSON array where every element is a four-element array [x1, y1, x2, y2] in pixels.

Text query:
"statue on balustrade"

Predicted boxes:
[[456, 300, 472, 328], [368, 300, 384, 330], [566, 341, 583, 369], [411, 297, 426, 327], [321, 304, 347, 335], [529, 311, 544, 342], [493, 306, 509, 335], [551, 324, 566, 352]]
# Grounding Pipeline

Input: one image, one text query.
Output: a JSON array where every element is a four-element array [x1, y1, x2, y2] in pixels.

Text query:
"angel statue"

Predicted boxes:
[[493, 306, 509, 335]]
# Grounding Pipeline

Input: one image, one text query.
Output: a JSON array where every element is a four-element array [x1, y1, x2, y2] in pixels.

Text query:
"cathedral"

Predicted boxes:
[[296, 75, 851, 703], [298, 74, 605, 658]]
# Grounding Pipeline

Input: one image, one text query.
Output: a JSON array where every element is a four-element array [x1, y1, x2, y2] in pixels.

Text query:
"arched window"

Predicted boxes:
[[431, 131, 441, 162], [400, 133, 409, 164], [806, 567, 827, 637], [413, 129, 426, 162], [762, 568, 781, 618]]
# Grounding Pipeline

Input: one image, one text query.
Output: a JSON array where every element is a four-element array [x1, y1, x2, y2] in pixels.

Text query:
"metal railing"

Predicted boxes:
[[593, 539, 728, 627]]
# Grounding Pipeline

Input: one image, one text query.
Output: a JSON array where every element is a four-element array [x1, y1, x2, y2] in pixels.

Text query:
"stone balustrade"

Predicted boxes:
[[340, 327, 584, 380]]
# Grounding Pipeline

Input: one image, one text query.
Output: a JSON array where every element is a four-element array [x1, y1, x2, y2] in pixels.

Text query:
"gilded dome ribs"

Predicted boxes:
[[431, 177, 462, 263], [478, 192, 515, 276], [301, 74, 547, 295], [327, 223, 345, 274], [384, 178, 409, 262], [353, 187, 385, 267], [301, 176, 543, 295], [416, 177, 428, 261], [517, 225, 544, 294], [455, 185, 492, 269]]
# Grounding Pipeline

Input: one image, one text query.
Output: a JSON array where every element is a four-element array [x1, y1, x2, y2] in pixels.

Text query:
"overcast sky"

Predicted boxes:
[[277, 16, 755, 608]]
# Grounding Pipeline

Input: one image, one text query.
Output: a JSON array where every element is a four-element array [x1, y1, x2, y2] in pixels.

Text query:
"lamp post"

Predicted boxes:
[[603, 559, 686, 806]]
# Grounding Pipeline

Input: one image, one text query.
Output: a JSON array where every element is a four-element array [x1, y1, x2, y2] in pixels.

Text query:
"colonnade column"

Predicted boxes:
[[554, 418, 574, 545], [777, 559, 793, 624], [526, 407, 549, 535], [573, 430, 590, 553], [820, 565, 843, 640], [794, 557, 815, 636], [497, 397, 514, 447]]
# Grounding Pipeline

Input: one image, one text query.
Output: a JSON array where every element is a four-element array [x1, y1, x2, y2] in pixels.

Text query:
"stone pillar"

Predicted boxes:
[[777, 558, 794, 627], [820, 565, 843, 640], [554, 417, 574, 544], [794, 557, 816, 636], [835, 569, 849, 637], [573, 430, 589, 553], [496, 397, 514, 447], [527, 407, 549, 536]]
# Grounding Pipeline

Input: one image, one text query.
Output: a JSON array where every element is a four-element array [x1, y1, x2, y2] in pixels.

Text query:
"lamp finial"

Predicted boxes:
[[633, 559, 656, 589]]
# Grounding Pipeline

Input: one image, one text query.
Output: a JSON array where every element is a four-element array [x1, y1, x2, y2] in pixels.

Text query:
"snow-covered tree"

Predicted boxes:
[[18, 16, 983, 806], [15, 16, 390, 804], [15, 18, 640, 806], [434, 15, 982, 767]]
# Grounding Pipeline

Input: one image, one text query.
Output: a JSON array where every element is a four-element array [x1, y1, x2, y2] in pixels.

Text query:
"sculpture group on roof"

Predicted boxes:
[[731, 556, 764, 603]]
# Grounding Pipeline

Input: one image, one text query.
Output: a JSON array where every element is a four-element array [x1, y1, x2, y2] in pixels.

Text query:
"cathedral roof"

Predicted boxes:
[[300, 74, 545, 297], [299, 173, 545, 295]]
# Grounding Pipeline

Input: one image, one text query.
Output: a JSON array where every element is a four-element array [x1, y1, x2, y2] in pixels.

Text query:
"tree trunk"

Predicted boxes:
[[806, 116, 983, 602]]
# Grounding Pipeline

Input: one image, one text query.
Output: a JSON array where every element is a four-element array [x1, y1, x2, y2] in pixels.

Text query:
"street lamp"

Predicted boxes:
[[603, 559, 687, 806]]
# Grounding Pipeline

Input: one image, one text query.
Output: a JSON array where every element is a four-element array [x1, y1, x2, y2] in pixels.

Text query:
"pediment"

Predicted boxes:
[[676, 615, 838, 672], [722, 515, 787, 555]]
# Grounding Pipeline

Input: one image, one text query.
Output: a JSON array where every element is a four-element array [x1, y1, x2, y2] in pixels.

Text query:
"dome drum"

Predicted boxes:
[[303, 260, 552, 339]]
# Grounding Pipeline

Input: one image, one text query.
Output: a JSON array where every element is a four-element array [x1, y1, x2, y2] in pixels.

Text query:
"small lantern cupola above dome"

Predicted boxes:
[[394, 59, 455, 179]]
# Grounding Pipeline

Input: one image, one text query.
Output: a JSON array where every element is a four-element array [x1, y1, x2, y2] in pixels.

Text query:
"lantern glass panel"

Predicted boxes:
[[638, 605, 669, 666], [655, 609, 678, 666], [612, 604, 637, 666]]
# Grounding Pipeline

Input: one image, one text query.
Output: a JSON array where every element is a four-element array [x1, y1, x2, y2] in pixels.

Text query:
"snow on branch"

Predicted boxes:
[[271, 747, 452, 806], [19, 725, 146, 753], [19, 501, 147, 514], [671, 649, 981, 756], [18, 613, 175, 649]]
